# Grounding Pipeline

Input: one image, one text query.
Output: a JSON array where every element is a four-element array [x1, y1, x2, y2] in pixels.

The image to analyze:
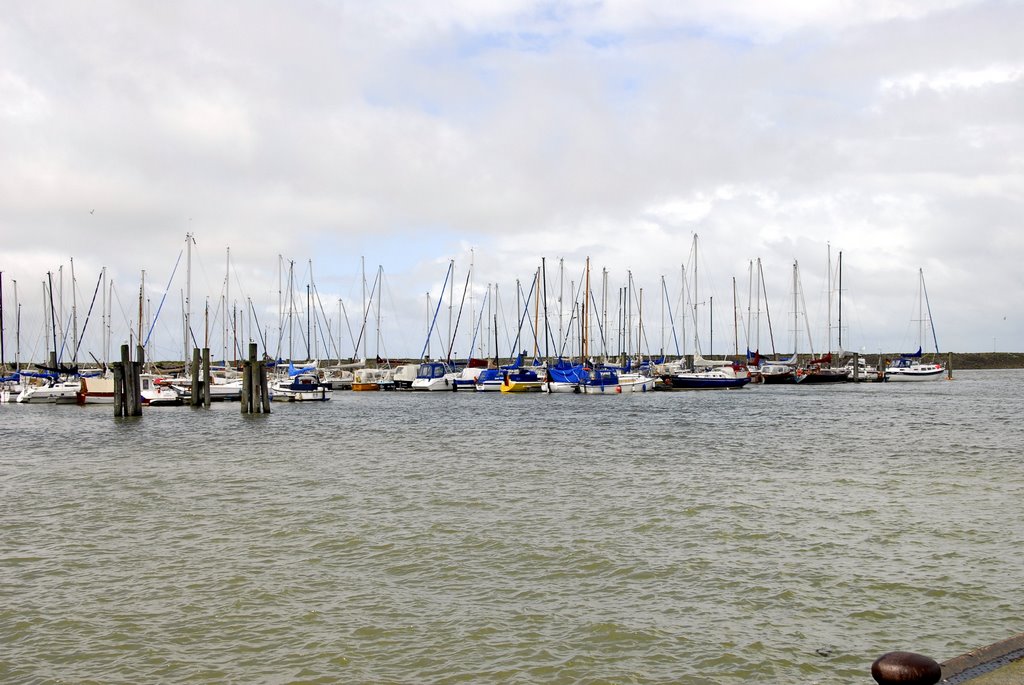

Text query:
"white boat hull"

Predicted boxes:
[[581, 376, 655, 394], [411, 374, 456, 391], [886, 366, 945, 381], [17, 381, 81, 404]]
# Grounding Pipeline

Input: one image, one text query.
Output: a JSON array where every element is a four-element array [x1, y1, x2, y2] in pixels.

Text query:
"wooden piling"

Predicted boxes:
[[259, 361, 271, 413], [131, 345, 144, 416], [113, 362, 124, 417], [946, 352, 953, 380], [241, 358, 252, 414], [202, 347, 211, 408], [190, 348, 201, 407], [240, 343, 269, 414]]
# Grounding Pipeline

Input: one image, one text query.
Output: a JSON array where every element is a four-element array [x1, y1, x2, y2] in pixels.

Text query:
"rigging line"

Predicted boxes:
[[755, 261, 777, 357], [144, 249, 184, 349], [310, 282, 340, 361], [587, 288, 609, 359], [73, 270, 104, 359], [446, 267, 473, 361], [661, 277, 681, 357], [556, 268, 587, 358], [248, 298, 268, 351], [921, 272, 940, 354], [309, 282, 335, 361], [352, 268, 381, 359], [465, 289, 489, 363], [511, 276, 538, 358], [419, 261, 453, 361]]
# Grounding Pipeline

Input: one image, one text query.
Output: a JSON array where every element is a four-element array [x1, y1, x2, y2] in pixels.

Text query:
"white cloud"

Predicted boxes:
[[1, 0, 1021, 359], [881, 64, 1024, 96]]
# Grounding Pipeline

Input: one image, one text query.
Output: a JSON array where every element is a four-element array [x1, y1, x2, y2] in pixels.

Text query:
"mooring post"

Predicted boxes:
[[119, 344, 133, 416], [202, 347, 211, 408], [190, 348, 201, 407], [871, 651, 941, 685], [112, 362, 124, 417], [132, 344, 144, 416], [259, 359, 271, 413], [241, 358, 252, 414], [946, 352, 953, 380]]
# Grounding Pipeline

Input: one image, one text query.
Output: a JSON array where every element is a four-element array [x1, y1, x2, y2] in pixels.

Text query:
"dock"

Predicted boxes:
[[873, 632, 1024, 684]]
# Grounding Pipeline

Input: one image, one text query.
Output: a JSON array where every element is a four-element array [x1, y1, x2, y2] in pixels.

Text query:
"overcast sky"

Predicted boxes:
[[2, 0, 1021, 364]]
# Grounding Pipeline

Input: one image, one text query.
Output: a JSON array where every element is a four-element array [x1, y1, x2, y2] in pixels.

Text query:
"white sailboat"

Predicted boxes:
[[886, 269, 945, 382]]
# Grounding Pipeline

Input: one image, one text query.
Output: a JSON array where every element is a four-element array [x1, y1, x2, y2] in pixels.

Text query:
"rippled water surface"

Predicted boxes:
[[3, 370, 1023, 683]]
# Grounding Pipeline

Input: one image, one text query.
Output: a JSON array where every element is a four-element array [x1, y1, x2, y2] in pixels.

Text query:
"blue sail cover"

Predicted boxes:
[[901, 346, 923, 359], [288, 362, 316, 377], [1, 372, 21, 382], [548, 364, 587, 384]]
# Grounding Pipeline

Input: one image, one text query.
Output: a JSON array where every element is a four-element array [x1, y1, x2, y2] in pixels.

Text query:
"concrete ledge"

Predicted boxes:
[[941, 632, 1024, 684]]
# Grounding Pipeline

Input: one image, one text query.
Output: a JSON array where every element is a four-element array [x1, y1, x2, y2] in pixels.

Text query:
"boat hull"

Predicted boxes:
[[662, 375, 751, 390]]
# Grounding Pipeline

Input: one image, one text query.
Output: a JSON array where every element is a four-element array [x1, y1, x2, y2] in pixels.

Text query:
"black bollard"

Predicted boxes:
[[871, 651, 941, 685]]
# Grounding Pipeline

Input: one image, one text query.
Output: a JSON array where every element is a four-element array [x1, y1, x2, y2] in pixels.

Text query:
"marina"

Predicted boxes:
[[2, 369, 1022, 683]]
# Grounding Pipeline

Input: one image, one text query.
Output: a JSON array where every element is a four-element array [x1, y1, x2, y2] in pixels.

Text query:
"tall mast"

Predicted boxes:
[[70, 258, 78, 365], [558, 258, 564, 351], [826, 242, 833, 356], [602, 268, 609, 359], [185, 232, 193, 366], [541, 258, 549, 363], [225, 247, 230, 365], [733, 276, 738, 356], [536, 264, 544, 358], [103, 274, 110, 369], [582, 257, 590, 360], [14, 279, 21, 371], [0, 272, 5, 371], [58, 266, 64, 359], [46, 273, 57, 366], [837, 251, 843, 352], [364, 254, 372, 360], [792, 261, 799, 355]]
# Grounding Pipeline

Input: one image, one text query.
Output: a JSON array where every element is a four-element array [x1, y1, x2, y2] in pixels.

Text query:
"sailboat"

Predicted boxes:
[[886, 269, 945, 381]]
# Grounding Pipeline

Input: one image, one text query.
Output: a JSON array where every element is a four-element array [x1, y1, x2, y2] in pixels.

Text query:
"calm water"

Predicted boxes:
[[2, 370, 1022, 684]]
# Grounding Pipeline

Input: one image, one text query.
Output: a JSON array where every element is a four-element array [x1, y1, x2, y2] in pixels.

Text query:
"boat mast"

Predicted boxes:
[[792, 260, 798, 357], [838, 251, 843, 353], [14, 278, 21, 372], [602, 268, 609, 360], [185, 232, 193, 368], [361, 256, 367, 361], [0, 272, 4, 372], [139, 270, 145, 360], [102, 273, 109, 370], [680, 264, 686, 358], [732, 276, 738, 356], [921, 268, 940, 354], [542, 258, 550, 363], [46, 273, 57, 367], [70, 258, 78, 366], [376, 265, 383, 360], [532, 267, 540, 359], [582, 257, 590, 360], [826, 242, 833, 357], [225, 247, 230, 366]]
